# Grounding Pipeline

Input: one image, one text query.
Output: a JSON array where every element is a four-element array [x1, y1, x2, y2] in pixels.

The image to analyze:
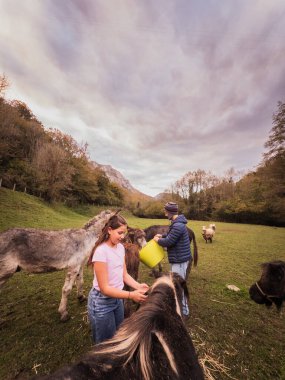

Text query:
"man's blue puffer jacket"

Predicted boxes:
[[158, 214, 191, 264]]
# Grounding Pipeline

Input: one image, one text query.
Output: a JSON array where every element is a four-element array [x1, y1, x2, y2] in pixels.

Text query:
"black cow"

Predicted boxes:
[[249, 260, 285, 311]]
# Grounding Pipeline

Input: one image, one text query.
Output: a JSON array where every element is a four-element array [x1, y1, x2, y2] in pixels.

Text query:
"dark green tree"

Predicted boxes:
[[263, 101, 285, 161]]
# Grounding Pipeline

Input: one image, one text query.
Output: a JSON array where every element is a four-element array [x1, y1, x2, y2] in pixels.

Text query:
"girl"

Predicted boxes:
[[87, 213, 149, 344]]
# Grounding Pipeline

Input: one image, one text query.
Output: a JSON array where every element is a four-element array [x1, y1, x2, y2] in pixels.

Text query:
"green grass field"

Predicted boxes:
[[0, 188, 284, 379]]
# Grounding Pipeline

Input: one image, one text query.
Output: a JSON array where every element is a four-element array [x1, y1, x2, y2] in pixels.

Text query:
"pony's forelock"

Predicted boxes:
[[151, 274, 182, 316]]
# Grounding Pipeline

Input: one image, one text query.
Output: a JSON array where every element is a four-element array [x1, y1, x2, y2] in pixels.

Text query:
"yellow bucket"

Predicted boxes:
[[139, 240, 165, 268]]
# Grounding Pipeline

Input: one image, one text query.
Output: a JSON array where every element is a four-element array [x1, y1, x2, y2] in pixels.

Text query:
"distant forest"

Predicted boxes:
[[1, 75, 284, 226], [135, 101, 285, 227]]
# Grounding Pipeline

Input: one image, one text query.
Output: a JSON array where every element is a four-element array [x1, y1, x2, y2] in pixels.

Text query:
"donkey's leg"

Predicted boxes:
[[75, 265, 86, 303], [0, 271, 16, 287], [0, 251, 19, 287], [185, 260, 193, 282], [58, 268, 80, 322]]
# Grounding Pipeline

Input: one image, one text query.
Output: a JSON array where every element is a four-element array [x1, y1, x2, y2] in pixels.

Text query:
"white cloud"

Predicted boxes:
[[0, 0, 284, 196]]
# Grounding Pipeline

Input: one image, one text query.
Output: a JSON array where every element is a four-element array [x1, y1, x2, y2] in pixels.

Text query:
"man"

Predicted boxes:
[[153, 202, 192, 317]]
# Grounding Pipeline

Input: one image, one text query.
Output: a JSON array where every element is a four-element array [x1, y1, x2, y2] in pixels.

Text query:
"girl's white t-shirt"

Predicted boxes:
[[92, 242, 125, 291]]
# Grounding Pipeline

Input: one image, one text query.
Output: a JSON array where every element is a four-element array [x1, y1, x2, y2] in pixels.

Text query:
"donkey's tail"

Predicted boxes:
[[191, 231, 198, 267]]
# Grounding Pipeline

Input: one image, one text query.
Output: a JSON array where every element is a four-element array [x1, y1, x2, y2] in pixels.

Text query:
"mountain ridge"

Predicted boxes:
[[92, 161, 153, 199]]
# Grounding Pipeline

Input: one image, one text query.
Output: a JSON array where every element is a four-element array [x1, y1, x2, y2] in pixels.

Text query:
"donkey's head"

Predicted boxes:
[[83, 210, 114, 233], [125, 227, 147, 248]]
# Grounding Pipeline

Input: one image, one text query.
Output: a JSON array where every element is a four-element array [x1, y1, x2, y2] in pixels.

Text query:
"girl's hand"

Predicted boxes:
[[137, 283, 149, 292], [130, 289, 148, 303]]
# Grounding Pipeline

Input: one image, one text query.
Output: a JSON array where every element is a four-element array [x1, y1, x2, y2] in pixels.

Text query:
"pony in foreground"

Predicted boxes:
[[0, 210, 113, 321], [38, 272, 204, 380]]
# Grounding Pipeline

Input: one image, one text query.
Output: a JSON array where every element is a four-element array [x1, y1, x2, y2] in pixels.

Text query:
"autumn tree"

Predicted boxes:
[[0, 74, 9, 98], [9, 100, 39, 122], [43, 129, 123, 205], [0, 96, 46, 191], [32, 142, 75, 201], [0, 79, 124, 205]]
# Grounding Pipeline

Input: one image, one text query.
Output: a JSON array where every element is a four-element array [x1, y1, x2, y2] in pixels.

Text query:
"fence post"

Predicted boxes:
[[13, 183, 16, 191], [0, 178, 2, 187]]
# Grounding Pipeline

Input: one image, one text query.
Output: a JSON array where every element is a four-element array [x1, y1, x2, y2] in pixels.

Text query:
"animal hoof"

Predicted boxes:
[[77, 295, 87, 303]]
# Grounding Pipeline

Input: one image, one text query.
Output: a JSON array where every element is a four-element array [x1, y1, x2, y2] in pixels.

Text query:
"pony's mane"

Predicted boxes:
[[88, 273, 184, 380]]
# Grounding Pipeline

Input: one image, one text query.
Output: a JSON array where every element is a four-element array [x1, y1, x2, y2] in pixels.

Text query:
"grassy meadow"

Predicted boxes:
[[0, 187, 284, 380]]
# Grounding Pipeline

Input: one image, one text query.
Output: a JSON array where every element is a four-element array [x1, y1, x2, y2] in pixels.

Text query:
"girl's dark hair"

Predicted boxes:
[[87, 213, 127, 266]]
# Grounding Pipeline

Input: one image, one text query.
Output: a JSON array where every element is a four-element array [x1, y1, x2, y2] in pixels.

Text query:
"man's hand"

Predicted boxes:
[[153, 234, 162, 242]]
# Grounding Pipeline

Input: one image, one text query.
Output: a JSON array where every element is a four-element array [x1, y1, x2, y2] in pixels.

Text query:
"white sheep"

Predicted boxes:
[[209, 223, 216, 231], [202, 224, 216, 243]]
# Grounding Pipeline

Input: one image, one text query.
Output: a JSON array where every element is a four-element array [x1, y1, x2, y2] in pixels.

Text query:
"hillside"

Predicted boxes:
[[0, 187, 139, 232], [0, 188, 106, 231]]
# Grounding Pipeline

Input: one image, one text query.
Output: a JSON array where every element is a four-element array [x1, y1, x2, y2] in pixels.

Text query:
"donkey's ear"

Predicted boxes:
[[127, 228, 135, 238]]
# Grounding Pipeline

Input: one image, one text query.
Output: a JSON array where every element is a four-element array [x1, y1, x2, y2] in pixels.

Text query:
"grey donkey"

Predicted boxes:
[[0, 209, 113, 321]]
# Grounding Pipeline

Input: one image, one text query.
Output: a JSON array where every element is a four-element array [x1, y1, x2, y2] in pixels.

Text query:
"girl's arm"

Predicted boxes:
[[94, 262, 148, 303], [123, 262, 149, 291]]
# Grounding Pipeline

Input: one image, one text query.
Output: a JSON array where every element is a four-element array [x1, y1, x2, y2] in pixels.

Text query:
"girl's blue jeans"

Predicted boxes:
[[171, 261, 190, 316], [88, 288, 124, 344]]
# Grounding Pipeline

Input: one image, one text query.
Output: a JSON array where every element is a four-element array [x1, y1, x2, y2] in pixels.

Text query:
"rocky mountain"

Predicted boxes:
[[92, 161, 142, 194]]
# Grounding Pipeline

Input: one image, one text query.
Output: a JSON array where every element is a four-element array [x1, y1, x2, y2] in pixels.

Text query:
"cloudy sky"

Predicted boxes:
[[0, 0, 284, 196]]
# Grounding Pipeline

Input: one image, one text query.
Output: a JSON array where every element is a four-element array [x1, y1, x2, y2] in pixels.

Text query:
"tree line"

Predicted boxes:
[[134, 101, 285, 226], [0, 75, 124, 206], [1, 75, 284, 225]]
